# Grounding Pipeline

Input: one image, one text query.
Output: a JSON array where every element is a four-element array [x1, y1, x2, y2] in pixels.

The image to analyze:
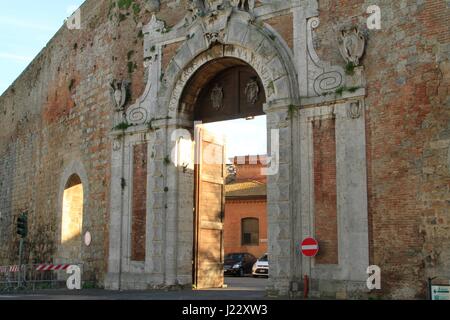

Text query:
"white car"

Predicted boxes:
[[252, 254, 269, 277]]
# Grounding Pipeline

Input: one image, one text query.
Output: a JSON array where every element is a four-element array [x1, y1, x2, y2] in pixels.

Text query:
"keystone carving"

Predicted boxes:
[[187, 0, 257, 20], [205, 31, 224, 47]]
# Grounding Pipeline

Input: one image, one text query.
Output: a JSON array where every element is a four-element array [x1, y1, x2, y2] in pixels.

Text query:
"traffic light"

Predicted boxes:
[[17, 212, 28, 238]]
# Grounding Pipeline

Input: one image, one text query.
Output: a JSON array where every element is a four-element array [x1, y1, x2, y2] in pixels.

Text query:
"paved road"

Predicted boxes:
[[0, 276, 270, 300]]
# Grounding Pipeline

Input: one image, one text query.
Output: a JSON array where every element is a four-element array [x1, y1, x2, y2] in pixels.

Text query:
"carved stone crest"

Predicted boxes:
[[186, 0, 204, 21], [348, 101, 362, 119], [110, 80, 129, 112], [230, 0, 255, 14], [245, 78, 260, 104], [338, 26, 366, 66], [113, 138, 122, 151], [211, 83, 224, 110], [205, 0, 223, 12], [144, 0, 160, 12]]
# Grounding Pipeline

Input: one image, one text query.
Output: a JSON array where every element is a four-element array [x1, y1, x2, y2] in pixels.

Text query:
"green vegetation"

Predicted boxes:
[[113, 121, 133, 131], [335, 86, 361, 97], [345, 62, 356, 76], [287, 104, 298, 120], [127, 61, 137, 74], [117, 0, 133, 10]]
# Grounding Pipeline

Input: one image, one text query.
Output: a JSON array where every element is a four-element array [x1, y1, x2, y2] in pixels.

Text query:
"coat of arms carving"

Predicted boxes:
[[338, 26, 366, 66], [110, 80, 129, 112], [244, 78, 260, 104], [211, 83, 224, 110]]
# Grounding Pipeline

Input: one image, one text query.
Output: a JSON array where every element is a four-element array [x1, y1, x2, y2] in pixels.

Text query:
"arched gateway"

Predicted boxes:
[[106, 1, 369, 298]]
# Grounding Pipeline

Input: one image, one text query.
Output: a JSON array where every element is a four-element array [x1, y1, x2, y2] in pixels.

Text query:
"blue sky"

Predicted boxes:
[[0, 1, 84, 94], [0, 1, 267, 158]]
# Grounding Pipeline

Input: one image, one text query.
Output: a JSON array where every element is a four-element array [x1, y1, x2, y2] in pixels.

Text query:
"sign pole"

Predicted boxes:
[[301, 238, 319, 299], [18, 238, 23, 288]]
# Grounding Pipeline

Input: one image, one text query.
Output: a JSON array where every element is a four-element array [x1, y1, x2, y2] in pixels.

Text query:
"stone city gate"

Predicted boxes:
[[105, 0, 369, 297]]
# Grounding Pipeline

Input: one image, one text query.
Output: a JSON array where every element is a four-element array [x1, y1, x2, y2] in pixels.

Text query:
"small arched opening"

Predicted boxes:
[[60, 174, 84, 262]]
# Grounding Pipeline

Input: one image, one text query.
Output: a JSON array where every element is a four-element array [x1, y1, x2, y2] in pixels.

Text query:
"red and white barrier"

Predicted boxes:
[[0, 266, 20, 273], [10, 265, 19, 273], [36, 264, 71, 271]]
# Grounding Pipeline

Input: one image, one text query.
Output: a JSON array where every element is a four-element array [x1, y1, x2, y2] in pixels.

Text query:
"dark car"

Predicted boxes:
[[224, 253, 257, 277]]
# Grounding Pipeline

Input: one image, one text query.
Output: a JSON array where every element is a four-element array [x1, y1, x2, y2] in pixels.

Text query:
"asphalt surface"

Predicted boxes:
[[0, 276, 271, 300]]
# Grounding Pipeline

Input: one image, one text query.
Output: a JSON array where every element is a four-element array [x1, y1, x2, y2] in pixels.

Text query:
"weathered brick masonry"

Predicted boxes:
[[314, 0, 450, 298], [313, 118, 338, 265], [0, 0, 448, 298], [131, 143, 147, 262]]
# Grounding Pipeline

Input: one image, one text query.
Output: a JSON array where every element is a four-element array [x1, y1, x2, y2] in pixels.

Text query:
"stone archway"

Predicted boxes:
[[56, 160, 89, 265], [107, 7, 301, 294], [107, 1, 370, 298], [158, 16, 300, 292]]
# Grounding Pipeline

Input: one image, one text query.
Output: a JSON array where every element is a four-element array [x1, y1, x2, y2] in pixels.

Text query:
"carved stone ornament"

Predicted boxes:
[[144, 0, 160, 12], [211, 83, 224, 110], [338, 26, 366, 66], [307, 17, 345, 96], [348, 101, 362, 119], [205, 31, 224, 46], [110, 80, 128, 112], [205, 0, 223, 12], [245, 78, 260, 104], [113, 139, 122, 151], [143, 14, 165, 36], [186, 0, 204, 22], [230, 0, 255, 13]]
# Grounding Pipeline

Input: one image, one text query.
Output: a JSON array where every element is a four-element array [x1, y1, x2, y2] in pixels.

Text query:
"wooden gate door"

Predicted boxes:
[[193, 125, 226, 289]]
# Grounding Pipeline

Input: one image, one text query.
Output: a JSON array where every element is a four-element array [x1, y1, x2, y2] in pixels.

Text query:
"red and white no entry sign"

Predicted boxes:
[[301, 238, 319, 257]]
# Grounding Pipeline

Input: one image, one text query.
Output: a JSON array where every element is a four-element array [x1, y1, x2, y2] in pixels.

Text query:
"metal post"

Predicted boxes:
[[18, 238, 23, 288], [428, 277, 437, 300]]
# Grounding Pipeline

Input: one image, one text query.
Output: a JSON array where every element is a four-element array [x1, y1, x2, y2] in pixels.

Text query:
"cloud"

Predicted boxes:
[[0, 16, 56, 32], [0, 52, 33, 62]]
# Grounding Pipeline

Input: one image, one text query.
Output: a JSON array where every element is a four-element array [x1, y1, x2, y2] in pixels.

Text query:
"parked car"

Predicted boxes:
[[224, 253, 257, 277], [252, 253, 269, 277]]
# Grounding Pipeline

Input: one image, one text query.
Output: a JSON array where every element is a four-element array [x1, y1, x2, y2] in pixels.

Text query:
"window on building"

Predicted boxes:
[[242, 218, 259, 246]]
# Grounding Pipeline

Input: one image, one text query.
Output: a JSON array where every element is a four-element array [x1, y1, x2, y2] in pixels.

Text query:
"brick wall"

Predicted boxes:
[[266, 13, 294, 50], [232, 155, 268, 183], [315, 0, 450, 298], [0, 0, 153, 283], [224, 199, 268, 259], [162, 42, 183, 72], [313, 118, 339, 265], [131, 143, 147, 262]]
